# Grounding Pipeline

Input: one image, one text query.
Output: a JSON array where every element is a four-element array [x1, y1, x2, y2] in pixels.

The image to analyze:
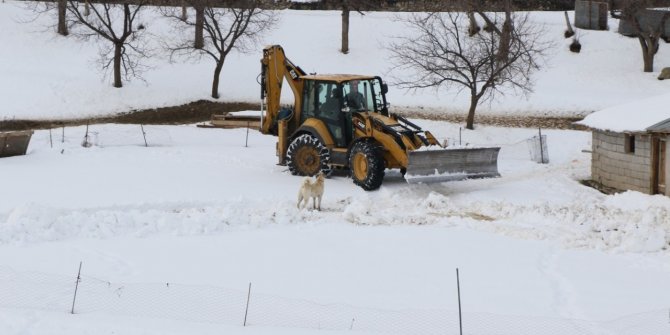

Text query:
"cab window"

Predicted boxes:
[[343, 80, 375, 112], [370, 78, 387, 115], [301, 80, 318, 123], [317, 82, 341, 120]]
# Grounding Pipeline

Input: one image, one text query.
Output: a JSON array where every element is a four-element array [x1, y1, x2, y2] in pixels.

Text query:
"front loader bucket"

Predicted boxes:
[[405, 147, 501, 184]]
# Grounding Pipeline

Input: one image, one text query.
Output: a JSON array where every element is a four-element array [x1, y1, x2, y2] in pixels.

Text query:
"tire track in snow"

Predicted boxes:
[[538, 248, 580, 318]]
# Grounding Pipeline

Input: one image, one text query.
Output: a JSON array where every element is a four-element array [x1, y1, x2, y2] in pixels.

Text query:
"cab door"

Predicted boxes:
[[314, 82, 348, 147]]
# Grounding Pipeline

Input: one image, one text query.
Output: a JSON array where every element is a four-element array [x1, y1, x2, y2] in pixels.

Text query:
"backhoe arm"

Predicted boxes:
[[260, 45, 306, 135]]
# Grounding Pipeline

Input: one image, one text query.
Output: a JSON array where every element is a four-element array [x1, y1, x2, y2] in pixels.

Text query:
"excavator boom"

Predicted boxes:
[[260, 45, 306, 135]]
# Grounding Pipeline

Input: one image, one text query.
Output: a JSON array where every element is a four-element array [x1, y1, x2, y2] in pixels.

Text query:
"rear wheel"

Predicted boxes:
[[286, 134, 331, 176], [349, 139, 385, 191]]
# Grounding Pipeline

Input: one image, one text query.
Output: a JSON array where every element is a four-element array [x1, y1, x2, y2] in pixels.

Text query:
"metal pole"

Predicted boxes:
[[260, 95, 265, 132], [70, 261, 82, 314], [83, 122, 89, 147], [62, 126, 65, 143], [459, 127, 462, 146], [141, 125, 148, 147], [539, 128, 545, 164], [243, 282, 252, 326], [457, 268, 463, 335], [49, 128, 53, 148], [245, 122, 250, 147]]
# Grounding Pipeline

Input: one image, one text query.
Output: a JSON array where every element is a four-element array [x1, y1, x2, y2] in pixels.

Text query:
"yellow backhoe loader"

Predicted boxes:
[[257, 45, 500, 190]]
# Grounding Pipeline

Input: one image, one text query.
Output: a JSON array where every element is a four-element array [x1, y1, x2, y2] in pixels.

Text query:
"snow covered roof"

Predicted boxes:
[[577, 93, 670, 133]]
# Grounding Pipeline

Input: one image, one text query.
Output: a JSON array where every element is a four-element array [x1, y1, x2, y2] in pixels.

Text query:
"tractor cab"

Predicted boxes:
[[299, 75, 389, 147]]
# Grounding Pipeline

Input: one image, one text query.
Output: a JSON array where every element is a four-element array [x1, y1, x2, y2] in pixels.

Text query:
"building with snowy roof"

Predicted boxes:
[[577, 93, 670, 195]]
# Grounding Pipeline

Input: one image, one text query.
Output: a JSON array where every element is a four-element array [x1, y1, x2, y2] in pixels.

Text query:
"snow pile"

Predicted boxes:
[[465, 191, 670, 252], [2, 185, 669, 253]]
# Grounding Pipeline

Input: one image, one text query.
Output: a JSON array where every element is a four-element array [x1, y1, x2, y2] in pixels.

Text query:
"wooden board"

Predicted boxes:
[[198, 114, 261, 130]]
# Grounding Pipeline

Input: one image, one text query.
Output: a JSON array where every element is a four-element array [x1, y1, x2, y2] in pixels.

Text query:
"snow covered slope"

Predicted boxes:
[[1, 1, 669, 120]]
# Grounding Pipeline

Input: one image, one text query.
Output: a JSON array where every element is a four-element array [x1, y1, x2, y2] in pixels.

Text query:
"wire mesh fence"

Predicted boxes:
[[0, 265, 668, 335], [441, 128, 551, 164], [527, 134, 549, 164], [37, 124, 175, 149]]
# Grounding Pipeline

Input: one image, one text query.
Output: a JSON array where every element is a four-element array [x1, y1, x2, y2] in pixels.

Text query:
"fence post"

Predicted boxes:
[[49, 128, 53, 148], [457, 268, 463, 335], [82, 122, 90, 147], [243, 282, 252, 326], [245, 122, 250, 147], [70, 261, 82, 314], [538, 128, 545, 164], [141, 125, 148, 147]]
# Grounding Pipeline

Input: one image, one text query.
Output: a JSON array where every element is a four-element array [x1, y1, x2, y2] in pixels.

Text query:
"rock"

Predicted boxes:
[[658, 67, 670, 80]]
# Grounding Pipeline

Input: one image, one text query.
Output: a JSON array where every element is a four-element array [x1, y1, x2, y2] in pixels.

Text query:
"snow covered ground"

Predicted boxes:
[[0, 1, 669, 120], [0, 122, 669, 335], [2, 1, 670, 335]]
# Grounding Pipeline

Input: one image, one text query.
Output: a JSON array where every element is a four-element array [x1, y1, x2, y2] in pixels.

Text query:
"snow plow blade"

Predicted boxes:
[[405, 147, 501, 184]]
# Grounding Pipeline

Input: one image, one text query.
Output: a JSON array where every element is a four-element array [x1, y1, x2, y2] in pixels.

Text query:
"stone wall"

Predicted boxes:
[[618, 9, 670, 40], [575, 1, 608, 30], [591, 130, 651, 193]]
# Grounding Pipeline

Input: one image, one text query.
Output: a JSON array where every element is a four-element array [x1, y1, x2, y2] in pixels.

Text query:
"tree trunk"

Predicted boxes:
[[113, 43, 123, 88], [497, 0, 512, 62], [194, 5, 205, 49], [564, 11, 574, 37], [341, 6, 349, 54], [211, 61, 223, 99], [639, 36, 654, 72], [57, 0, 68, 36], [466, 95, 478, 130], [467, 11, 480, 36], [181, 5, 187, 21], [84, 0, 90, 16]]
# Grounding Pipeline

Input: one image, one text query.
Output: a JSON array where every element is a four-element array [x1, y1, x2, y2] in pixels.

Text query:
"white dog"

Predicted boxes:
[[297, 172, 325, 211]]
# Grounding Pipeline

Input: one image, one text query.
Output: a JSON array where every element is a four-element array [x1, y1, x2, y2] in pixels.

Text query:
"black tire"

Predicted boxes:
[[286, 134, 331, 176], [349, 139, 385, 191]]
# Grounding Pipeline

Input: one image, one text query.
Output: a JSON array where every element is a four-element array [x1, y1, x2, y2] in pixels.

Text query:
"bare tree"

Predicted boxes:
[[162, 1, 276, 99], [326, 0, 381, 54], [611, 0, 670, 72], [65, 1, 150, 88], [564, 11, 575, 38], [341, 1, 350, 54], [58, 0, 68, 35], [389, 12, 549, 130], [193, 1, 205, 49]]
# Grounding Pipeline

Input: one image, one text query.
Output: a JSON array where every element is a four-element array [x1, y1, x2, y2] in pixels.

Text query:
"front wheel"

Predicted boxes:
[[349, 140, 385, 191], [286, 134, 331, 176]]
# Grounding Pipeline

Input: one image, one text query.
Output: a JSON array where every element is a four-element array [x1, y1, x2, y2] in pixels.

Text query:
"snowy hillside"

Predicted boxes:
[[1, 1, 669, 120]]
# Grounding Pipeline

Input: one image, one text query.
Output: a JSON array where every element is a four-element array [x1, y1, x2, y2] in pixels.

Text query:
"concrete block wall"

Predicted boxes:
[[575, 1, 608, 30], [618, 9, 670, 39], [591, 130, 651, 193]]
